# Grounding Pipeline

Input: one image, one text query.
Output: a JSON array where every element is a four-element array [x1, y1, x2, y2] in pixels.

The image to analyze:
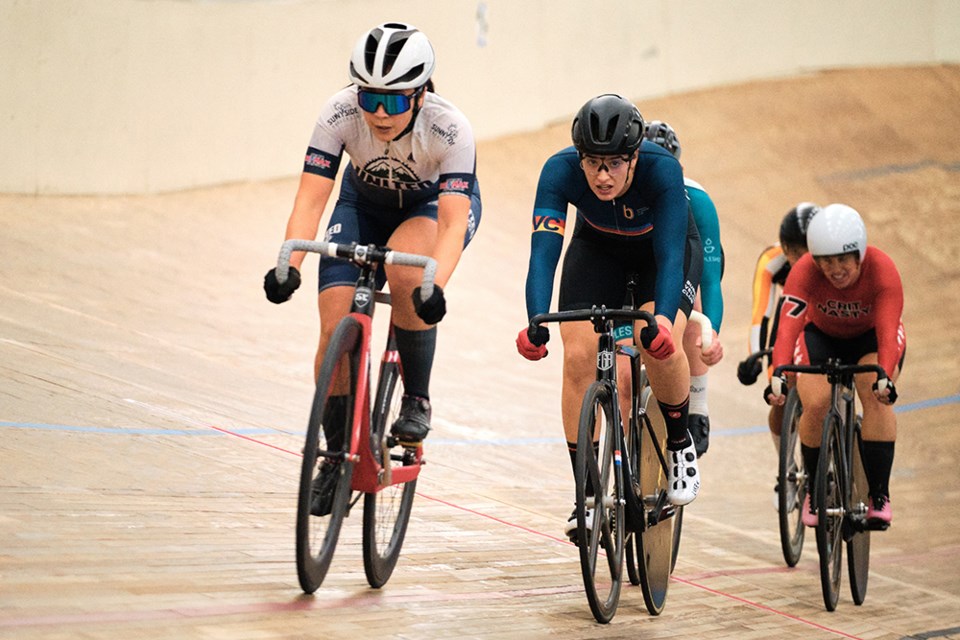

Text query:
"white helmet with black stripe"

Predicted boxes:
[[348, 23, 435, 90]]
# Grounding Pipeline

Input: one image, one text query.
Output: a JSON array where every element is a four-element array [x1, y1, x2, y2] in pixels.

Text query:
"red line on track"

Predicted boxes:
[[671, 575, 865, 640], [9, 423, 854, 639]]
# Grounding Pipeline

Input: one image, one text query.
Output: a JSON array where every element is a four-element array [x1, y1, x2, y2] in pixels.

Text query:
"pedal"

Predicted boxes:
[[866, 519, 890, 532]]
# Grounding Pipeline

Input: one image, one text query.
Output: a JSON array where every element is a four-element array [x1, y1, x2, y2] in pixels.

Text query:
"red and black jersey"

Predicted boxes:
[[771, 248, 905, 377]]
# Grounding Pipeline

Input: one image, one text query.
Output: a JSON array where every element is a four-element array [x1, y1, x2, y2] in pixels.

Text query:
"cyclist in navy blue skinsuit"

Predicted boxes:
[[515, 94, 702, 540]]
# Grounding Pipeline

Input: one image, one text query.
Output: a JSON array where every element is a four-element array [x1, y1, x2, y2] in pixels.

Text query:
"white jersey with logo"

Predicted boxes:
[[303, 86, 477, 208]]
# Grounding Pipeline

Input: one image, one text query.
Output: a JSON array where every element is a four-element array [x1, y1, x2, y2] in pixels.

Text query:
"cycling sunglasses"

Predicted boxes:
[[357, 88, 422, 115]]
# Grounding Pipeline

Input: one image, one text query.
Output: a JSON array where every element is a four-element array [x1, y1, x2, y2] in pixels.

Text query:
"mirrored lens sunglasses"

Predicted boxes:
[[357, 89, 418, 115]]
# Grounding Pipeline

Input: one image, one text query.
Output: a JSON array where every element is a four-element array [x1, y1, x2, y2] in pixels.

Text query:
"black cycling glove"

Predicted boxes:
[[737, 358, 763, 386], [413, 285, 446, 324], [263, 266, 301, 304]]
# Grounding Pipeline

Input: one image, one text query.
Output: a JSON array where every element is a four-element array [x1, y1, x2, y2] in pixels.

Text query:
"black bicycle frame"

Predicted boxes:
[[774, 359, 887, 527]]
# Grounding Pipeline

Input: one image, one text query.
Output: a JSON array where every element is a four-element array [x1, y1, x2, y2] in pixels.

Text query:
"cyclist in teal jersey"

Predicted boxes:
[[643, 121, 724, 457]]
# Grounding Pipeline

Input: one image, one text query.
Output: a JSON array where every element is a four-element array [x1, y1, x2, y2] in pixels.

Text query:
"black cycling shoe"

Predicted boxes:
[[689, 414, 710, 458], [390, 395, 432, 445], [310, 461, 340, 517]]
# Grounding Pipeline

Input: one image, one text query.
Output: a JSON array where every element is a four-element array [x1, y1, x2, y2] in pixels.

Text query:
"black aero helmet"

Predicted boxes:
[[779, 202, 821, 249], [571, 94, 645, 156]]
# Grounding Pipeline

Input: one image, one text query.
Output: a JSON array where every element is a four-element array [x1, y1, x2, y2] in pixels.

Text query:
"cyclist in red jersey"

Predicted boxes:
[[765, 204, 905, 528]]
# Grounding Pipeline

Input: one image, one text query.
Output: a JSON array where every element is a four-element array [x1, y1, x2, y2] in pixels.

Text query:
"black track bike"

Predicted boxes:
[[772, 360, 890, 610], [528, 307, 712, 622]]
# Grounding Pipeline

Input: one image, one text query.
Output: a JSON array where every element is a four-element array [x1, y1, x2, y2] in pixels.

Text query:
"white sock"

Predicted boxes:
[[771, 431, 781, 454], [689, 375, 709, 416]]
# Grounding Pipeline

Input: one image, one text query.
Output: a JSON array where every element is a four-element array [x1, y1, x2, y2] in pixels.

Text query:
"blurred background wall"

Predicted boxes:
[[2, 0, 958, 195]]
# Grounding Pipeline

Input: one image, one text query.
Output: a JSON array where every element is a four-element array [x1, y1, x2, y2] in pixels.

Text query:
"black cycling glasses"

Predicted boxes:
[[357, 88, 422, 115]]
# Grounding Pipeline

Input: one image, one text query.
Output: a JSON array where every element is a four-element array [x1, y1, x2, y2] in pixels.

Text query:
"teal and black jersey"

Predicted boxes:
[[524, 140, 689, 322], [685, 177, 724, 332]]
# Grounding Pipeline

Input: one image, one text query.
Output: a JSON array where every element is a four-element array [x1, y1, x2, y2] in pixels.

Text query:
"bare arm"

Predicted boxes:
[[284, 172, 336, 271], [432, 193, 471, 287]]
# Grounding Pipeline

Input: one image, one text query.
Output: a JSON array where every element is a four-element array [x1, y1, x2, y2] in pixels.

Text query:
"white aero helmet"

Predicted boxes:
[[806, 203, 867, 261], [348, 23, 435, 90]]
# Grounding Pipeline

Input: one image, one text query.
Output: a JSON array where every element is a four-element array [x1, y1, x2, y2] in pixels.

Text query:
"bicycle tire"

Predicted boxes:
[[778, 387, 806, 567], [624, 360, 644, 587], [575, 381, 624, 624], [670, 506, 684, 573], [847, 418, 871, 605], [295, 316, 361, 594], [635, 385, 676, 615], [362, 355, 418, 588], [625, 534, 640, 586], [816, 413, 843, 611]]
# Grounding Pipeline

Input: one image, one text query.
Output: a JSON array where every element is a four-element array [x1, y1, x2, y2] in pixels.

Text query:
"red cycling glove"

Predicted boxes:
[[639, 322, 675, 360], [516, 326, 549, 361]]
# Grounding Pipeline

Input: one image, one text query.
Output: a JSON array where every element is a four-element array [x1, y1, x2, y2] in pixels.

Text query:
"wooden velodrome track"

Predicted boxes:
[[2, 66, 959, 639]]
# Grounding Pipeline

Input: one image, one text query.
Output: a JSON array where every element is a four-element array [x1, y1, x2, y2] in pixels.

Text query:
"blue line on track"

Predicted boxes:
[[3, 393, 957, 442]]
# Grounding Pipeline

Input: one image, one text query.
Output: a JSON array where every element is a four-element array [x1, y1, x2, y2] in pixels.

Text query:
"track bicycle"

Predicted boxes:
[[528, 307, 712, 623], [741, 347, 807, 567], [274, 239, 437, 593], [771, 360, 890, 611]]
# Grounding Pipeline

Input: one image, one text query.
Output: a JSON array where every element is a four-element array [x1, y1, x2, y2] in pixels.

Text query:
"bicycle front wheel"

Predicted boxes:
[[295, 317, 361, 594], [575, 381, 624, 624], [635, 384, 677, 615], [778, 387, 806, 567], [847, 418, 871, 605], [362, 354, 418, 588], [816, 414, 844, 611]]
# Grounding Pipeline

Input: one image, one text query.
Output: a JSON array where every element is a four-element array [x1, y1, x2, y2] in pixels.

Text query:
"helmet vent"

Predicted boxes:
[[380, 30, 416, 76], [390, 64, 425, 86], [592, 113, 619, 144], [363, 29, 384, 75], [348, 61, 369, 85]]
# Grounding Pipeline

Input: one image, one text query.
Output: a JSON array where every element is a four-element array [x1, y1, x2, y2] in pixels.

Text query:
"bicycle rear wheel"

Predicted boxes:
[[816, 414, 843, 611], [362, 353, 418, 588], [296, 317, 361, 594], [847, 419, 871, 605], [670, 506, 684, 573], [778, 388, 806, 567], [575, 381, 624, 624], [635, 385, 677, 615]]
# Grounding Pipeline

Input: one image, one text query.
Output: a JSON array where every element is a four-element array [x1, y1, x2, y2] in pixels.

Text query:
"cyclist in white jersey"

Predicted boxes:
[[264, 23, 481, 466]]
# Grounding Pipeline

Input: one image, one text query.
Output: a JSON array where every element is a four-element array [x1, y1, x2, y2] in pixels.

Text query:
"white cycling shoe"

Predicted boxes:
[[667, 439, 700, 505], [564, 506, 593, 545]]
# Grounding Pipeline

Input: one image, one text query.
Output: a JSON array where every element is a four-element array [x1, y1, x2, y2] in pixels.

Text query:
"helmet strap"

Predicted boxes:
[[392, 86, 426, 141]]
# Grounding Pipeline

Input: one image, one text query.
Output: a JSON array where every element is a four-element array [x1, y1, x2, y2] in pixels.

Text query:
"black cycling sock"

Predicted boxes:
[[393, 326, 437, 400], [862, 440, 895, 499], [567, 440, 600, 496], [801, 444, 819, 493], [322, 396, 348, 454], [659, 397, 691, 450]]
